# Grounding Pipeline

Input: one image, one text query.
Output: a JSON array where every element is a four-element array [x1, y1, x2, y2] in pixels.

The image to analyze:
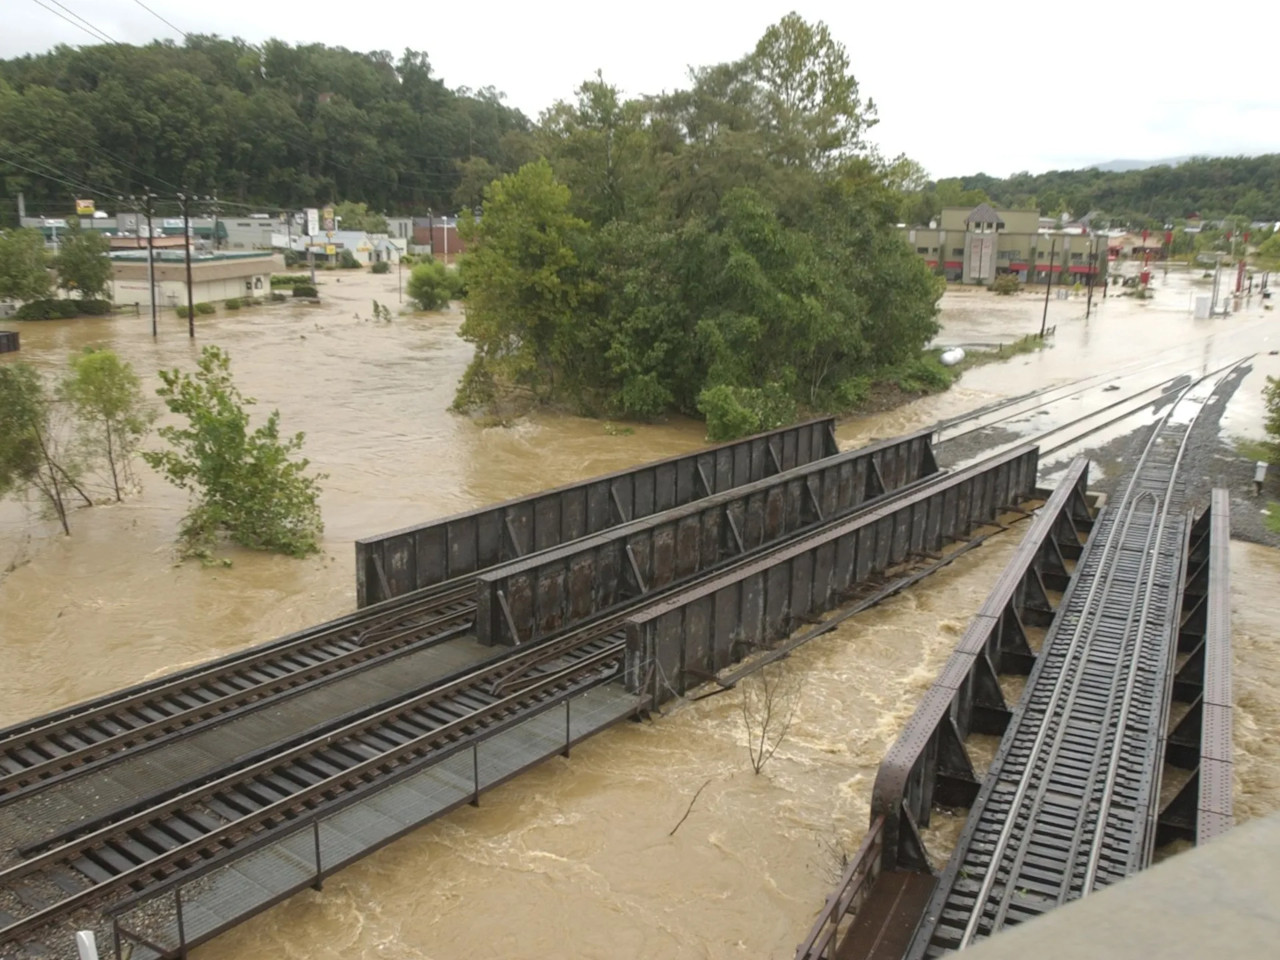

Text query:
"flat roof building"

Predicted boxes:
[[900, 205, 1107, 285], [109, 251, 281, 309]]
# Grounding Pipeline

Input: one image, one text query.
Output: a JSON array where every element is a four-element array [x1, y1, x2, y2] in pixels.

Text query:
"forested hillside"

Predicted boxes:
[[0, 37, 531, 218], [908, 155, 1280, 226]]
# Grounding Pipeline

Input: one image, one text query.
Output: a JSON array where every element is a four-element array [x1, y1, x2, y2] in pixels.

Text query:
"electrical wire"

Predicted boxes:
[[129, 0, 188, 40], [45, 0, 118, 43], [29, 0, 114, 45]]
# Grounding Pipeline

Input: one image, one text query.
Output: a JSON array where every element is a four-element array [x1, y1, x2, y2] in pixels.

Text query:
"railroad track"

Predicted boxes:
[[943, 357, 1249, 471], [933, 335, 1260, 450], [908, 359, 1247, 957], [0, 626, 625, 944], [0, 580, 478, 798]]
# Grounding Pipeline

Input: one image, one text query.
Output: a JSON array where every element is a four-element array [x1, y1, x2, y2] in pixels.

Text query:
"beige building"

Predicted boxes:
[[900, 204, 1107, 285], [110, 251, 282, 309]]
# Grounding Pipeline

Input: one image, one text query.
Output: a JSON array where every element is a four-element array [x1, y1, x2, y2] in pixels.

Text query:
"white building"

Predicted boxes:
[[110, 251, 281, 308]]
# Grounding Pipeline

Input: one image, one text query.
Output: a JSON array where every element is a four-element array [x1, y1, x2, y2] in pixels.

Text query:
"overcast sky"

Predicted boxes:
[[8, 0, 1280, 178]]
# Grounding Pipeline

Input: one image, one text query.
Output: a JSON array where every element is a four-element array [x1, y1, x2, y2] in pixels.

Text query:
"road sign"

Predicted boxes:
[[305, 208, 320, 237], [322, 206, 335, 232], [325, 244, 336, 256], [75, 199, 95, 215]]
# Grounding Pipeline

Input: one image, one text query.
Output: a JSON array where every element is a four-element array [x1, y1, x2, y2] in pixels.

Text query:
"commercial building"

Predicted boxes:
[[109, 251, 281, 309], [271, 230, 405, 265], [899, 204, 1107, 285]]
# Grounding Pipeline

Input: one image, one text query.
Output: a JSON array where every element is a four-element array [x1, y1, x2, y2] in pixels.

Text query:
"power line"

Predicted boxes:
[[46, 0, 118, 43], [0, 151, 117, 201], [29, 0, 114, 44], [129, 0, 189, 41]]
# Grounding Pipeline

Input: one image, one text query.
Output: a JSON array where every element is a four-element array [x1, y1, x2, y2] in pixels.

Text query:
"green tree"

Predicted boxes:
[[0, 363, 90, 534], [749, 12, 877, 169], [452, 156, 500, 213], [406, 258, 453, 310], [60, 348, 155, 501], [0, 228, 53, 303], [54, 220, 112, 299], [333, 201, 389, 234], [1255, 231, 1280, 266], [454, 159, 592, 405], [143, 346, 325, 559]]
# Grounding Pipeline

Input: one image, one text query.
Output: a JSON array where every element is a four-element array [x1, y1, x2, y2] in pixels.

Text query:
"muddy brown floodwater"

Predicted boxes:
[[1, 266, 1277, 958]]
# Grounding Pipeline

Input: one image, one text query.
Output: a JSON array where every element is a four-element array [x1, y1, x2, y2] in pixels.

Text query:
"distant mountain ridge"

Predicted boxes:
[[1092, 156, 1197, 172]]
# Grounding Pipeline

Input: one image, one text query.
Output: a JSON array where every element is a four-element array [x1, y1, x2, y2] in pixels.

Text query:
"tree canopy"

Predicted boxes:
[[455, 14, 943, 437], [0, 39, 531, 219], [902, 156, 1280, 227]]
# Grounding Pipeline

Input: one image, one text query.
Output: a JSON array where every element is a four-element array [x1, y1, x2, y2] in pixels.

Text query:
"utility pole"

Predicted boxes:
[[1040, 236, 1056, 338], [177, 192, 197, 339], [209, 197, 221, 251], [131, 190, 159, 338], [1085, 240, 1096, 319]]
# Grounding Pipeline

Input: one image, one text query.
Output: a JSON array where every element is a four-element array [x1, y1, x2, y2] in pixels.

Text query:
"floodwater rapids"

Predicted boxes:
[[0, 266, 1277, 958]]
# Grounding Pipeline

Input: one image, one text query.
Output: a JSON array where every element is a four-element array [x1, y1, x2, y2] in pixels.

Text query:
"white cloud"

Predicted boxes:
[[6, 0, 1280, 176]]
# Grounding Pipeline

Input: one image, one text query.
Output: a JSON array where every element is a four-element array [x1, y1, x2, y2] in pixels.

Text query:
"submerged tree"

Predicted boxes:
[[0, 363, 91, 534], [144, 346, 325, 560], [0, 229, 53, 304], [60, 348, 155, 501], [739, 659, 802, 775], [54, 221, 112, 300]]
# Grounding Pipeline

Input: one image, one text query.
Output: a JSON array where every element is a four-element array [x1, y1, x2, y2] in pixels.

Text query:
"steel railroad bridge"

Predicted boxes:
[[798, 371, 1238, 960], [0, 418, 1044, 959]]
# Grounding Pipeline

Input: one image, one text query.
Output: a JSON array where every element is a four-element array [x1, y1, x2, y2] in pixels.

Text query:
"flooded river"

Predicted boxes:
[[0, 266, 1276, 958]]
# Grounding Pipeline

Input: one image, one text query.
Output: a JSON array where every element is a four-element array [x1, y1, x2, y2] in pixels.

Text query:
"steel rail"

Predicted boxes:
[[0, 644, 626, 942], [0, 448, 1025, 943], [934, 333, 1263, 443], [1079, 416, 1202, 892], [950, 358, 1247, 947], [0, 583, 477, 795], [959, 491, 1159, 944], [0, 577, 474, 752], [938, 367, 1183, 445], [981, 491, 1162, 933]]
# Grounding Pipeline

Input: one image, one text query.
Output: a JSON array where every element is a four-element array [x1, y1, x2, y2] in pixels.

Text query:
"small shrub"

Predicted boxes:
[[225, 298, 241, 310], [892, 355, 954, 393], [194, 302, 216, 315], [399, 253, 416, 266], [75, 298, 112, 315], [339, 249, 361, 269], [322, 263, 337, 271], [269, 291, 287, 302], [292, 284, 318, 298], [176, 304, 190, 318], [371, 260, 391, 274], [832, 375, 871, 409], [992, 274, 1022, 295], [697, 382, 797, 442], [14, 299, 57, 320], [283, 250, 304, 267], [270, 274, 311, 287], [407, 259, 452, 310], [54, 300, 79, 318]]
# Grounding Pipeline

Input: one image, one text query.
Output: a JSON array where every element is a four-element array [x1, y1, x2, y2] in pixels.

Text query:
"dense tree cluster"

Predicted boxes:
[[0, 38, 531, 218], [455, 15, 943, 438], [902, 156, 1280, 227]]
